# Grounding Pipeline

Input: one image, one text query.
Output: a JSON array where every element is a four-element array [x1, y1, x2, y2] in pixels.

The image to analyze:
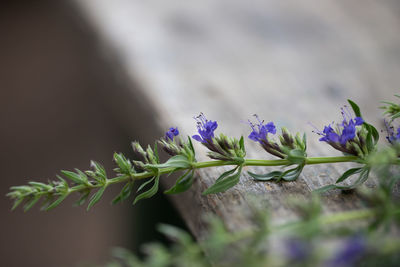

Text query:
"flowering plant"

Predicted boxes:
[[6, 97, 400, 266]]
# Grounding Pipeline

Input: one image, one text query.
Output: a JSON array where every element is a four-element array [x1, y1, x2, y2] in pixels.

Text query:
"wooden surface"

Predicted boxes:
[[74, 0, 400, 237]]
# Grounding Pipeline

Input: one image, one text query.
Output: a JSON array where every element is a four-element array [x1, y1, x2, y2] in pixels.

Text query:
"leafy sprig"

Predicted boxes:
[[7, 97, 400, 212]]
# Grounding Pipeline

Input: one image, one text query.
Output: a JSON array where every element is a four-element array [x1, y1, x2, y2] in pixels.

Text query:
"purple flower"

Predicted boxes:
[[247, 114, 276, 143], [319, 125, 339, 143], [327, 236, 366, 267], [384, 120, 400, 144], [192, 113, 218, 143], [286, 238, 311, 262], [165, 127, 179, 141], [314, 106, 363, 146]]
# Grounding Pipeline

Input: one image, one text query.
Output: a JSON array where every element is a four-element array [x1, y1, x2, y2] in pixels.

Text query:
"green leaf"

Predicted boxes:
[[153, 142, 160, 163], [313, 184, 339, 193], [28, 182, 52, 191], [91, 161, 107, 182], [247, 170, 282, 181], [164, 170, 195, 194], [348, 99, 362, 117], [336, 168, 370, 190], [61, 170, 84, 184], [287, 149, 306, 165], [75, 190, 91, 206], [216, 167, 238, 182], [187, 136, 195, 157], [366, 123, 379, 145], [133, 173, 160, 205], [336, 167, 363, 183], [114, 153, 132, 175], [280, 165, 304, 181], [11, 198, 25, 211], [75, 169, 89, 184], [154, 155, 191, 169], [136, 176, 156, 193], [87, 186, 107, 210], [202, 166, 242, 195], [392, 111, 400, 120], [23, 195, 41, 212], [46, 194, 68, 211], [112, 182, 134, 204], [239, 136, 245, 151]]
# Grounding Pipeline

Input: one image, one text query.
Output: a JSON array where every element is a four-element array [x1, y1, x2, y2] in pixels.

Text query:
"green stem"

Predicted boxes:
[[44, 156, 361, 198]]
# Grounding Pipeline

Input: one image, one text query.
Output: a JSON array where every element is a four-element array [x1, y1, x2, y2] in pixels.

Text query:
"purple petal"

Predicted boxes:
[[192, 135, 203, 142]]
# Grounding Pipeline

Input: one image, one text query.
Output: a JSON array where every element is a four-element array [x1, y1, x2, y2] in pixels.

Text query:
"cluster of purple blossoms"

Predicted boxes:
[[317, 107, 364, 145], [248, 114, 277, 143], [191, 113, 245, 160], [192, 113, 218, 143], [165, 127, 179, 141], [247, 115, 287, 158], [314, 106, 366, 156]]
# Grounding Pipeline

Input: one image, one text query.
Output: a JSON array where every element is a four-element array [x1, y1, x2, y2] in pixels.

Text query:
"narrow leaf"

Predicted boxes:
[[133, 174, 160, 205], [188, 136, 195, 157], [366, 123, 379, 144], [46, 194, 68, 211], [202, 166, 242, 195], [154, 155, 191, 169], [112, 182, 134, 204], [248, 170, 282, 181], [239, 136, 245, 151], [154, 142, 160, 163], [348, 99, 362, 117], [216, 167, 238, 182], [164, 170, 195, 194], [281, 165, 304, 181], [392, 111, 400, 120], [28, 182, 52, 191], [313, 184, 339, 193], [11, 198, 25, 211], [75, 190, 91, 206], [87, 186, 107, 210], [136, 176, 155, 193], [336, 168, 370, 190], [61, 170, 84, 184], [91, 161, 107, 181], [23, 195, 41, 212], [336, 167, 363, 183]]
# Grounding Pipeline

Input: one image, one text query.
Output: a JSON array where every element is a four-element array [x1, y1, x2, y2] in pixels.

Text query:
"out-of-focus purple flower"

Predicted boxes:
[[327, 236, 366, 267], [192, 113, 218, 143], [286, 238, 311, 262], [247, 114, 276, 143], [384, 120, 400, 144], [165, 127, 179, 141]]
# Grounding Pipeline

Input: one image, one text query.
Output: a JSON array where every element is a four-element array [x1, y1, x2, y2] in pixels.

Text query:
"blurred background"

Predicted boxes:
[[0, 1, 185, 266]]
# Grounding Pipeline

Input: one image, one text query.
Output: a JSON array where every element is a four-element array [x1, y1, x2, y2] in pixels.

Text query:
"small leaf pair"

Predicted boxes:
[[248, 163, 305, 182], [202, 165, 243, 195]]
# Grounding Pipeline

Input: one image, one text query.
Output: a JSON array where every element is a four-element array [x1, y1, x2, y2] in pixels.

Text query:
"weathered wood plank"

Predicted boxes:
[[74, 0, 400, 237]]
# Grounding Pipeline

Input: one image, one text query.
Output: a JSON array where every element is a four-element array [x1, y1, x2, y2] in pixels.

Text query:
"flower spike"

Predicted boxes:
[[313, 102, 374, 159], [192, 112, 218, 143]]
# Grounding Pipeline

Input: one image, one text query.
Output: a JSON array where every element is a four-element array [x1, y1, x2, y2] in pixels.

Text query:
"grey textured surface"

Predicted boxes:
[[75, 0, 400, 237]]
